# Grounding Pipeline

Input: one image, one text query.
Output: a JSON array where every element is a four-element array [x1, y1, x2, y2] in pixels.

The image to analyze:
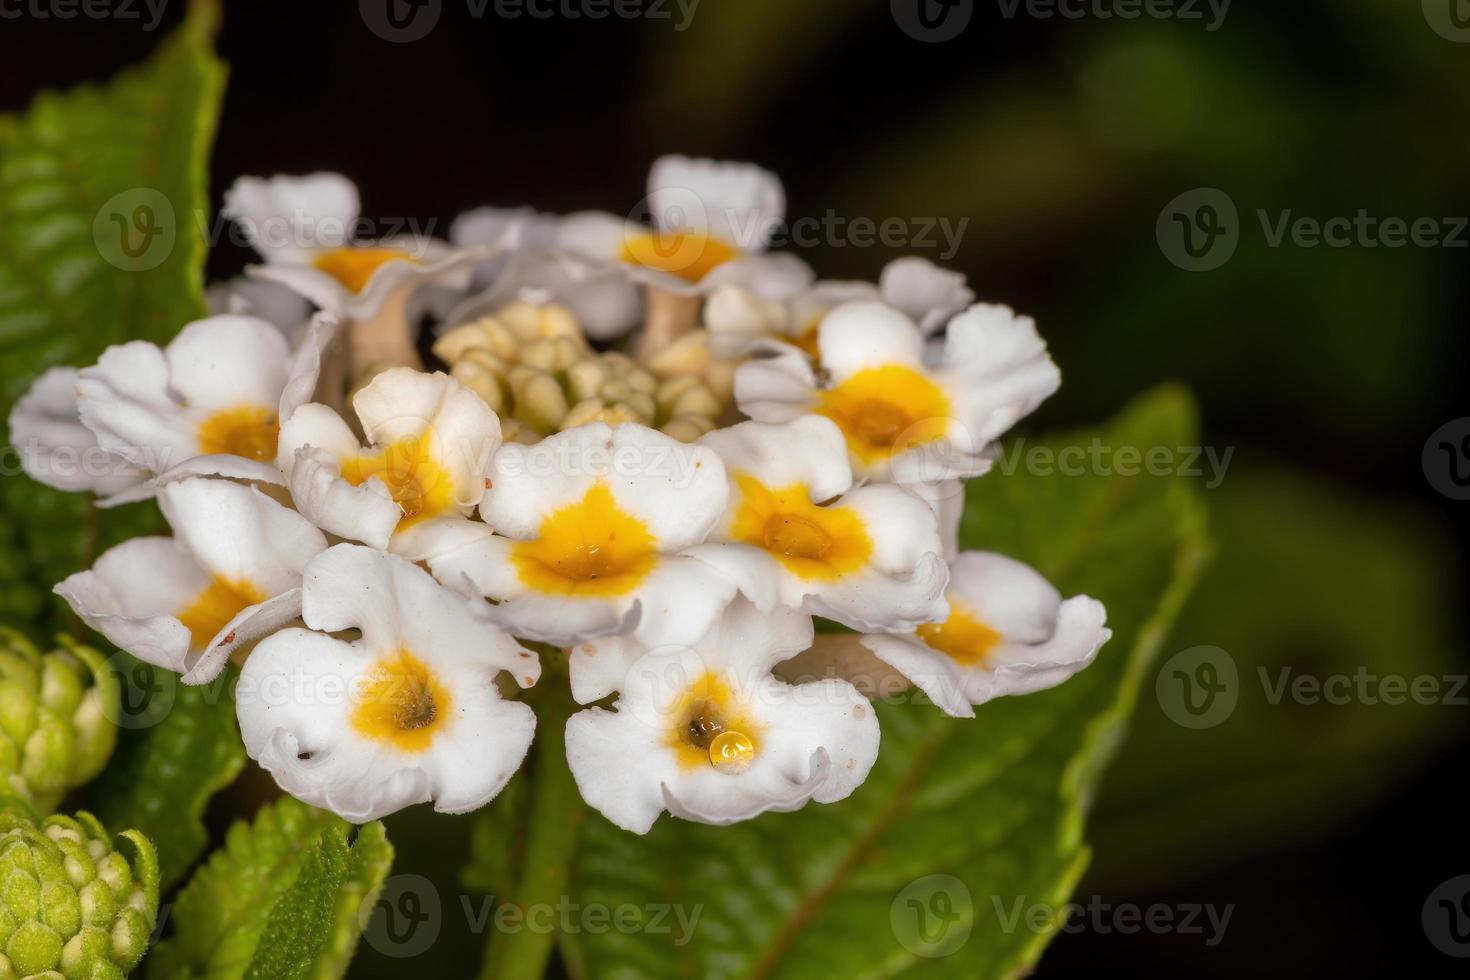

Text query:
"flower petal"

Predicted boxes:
[[8, 367, 146, 495], [816, 300, 927, 380], [647, 156, 784, 251], [699, 416, 852, 507], [287, 447, 401, 551], [157, 478, 326, 595], [937, 303, 1061, 445], [878, 257, 974, 335], [222, 173, 361, 265]]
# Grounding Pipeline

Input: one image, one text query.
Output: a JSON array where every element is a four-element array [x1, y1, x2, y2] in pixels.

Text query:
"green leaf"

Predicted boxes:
[[146, 796, 394, 980], [242, 817, 394, 980], [561, 385, 1209, 979], [83, 656, 245, 890], [1088, 461, 1463, 892], [0, 1, 224, 628]]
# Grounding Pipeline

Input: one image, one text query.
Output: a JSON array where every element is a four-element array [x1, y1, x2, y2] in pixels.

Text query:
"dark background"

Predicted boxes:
[[3, 1, 1467, 976]]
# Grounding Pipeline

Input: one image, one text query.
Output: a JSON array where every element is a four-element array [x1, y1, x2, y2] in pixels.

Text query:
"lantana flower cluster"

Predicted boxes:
[[9, 157, 1111, 834]]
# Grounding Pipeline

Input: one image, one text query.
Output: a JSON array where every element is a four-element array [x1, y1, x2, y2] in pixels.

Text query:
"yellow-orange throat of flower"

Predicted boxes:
[[666, 671, 762, 773], [313, 246, 418, 293], [729, 474, 871, 581], [819, 365, 951, 465], [620, 230, 739, 284], [350, 649, 452, 753], [511, 483, 657, 597], [196, 404, 280, 462], [341, 431, 456, 529], [177, 576, 267, 649], [916, 601, 1002, 667]]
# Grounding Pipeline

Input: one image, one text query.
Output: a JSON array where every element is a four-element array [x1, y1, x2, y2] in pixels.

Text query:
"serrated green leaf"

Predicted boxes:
[[0, 1, 224, 628], [561, 385, 1209, 979], [145, 797, 391, 980], [241, 817, 395, 980], [83, 655, 245, 889]]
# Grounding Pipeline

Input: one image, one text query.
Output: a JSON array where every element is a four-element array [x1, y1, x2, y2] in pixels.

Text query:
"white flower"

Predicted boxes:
[[445, 247, 644, 342], [565, 598, 879, 834], [69, 313, 333, 504], [205, 276, 313, 334], [223, 172, 481, 320], [236, 544, 539, 822], [277, 367, 501, 556], [706, 257, 974, 358], [554, 155, 812, 300], [687, 415, 948, 632], [424, 422, 735, 652], [861, 552, 1110, 718], [54, 478, 328, 684], [7, 367, 147, 497], [735, 300, 1060, 483]]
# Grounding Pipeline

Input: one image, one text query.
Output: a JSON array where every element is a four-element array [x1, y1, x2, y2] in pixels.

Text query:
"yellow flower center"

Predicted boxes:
[[196, 404, 280, 461], [313, 247, 417, 293], [177, 576, 266, 649], [819, 365, 952, 465], [350, 649, 452, 753], [666, 671, 762, 773], [729, 474, 871, 581], [916, 601, 1002, 666], [341, 431, 456, 529], [620, 230, 739, 283], [511, 483, 657, 597]]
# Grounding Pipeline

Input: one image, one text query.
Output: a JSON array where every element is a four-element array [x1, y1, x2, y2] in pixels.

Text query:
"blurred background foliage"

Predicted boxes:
[[3, 0, 1466, 975]]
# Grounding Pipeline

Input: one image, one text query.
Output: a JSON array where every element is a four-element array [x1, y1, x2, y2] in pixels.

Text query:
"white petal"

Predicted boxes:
[[288, 447, 400, 550], [945, 551, 1063, 641], [278, 314, 339, 422], [182, 587, 304, 685], [860, 633, 975, 718], [555, 211, 638, 262], [699, 252, 813, 300], [816, 301, 926, 381], [53, 537, 205, 673], [904, 480, 965, 560], [878, 258, 974, 336], [937, 304, 1061, 445], [732, 348, 820, 423], [8, 367, 146, 494], [278, 402, 363, 470], [157, 478, 326, 594], [647, 156, 785, 251], [482, 423, 726, 551], [76, 341, 196, 471], [446, 247, 643, 341], [699, 416, 852, 506], [565, 706, 681, 833], [222, 173, 361, 265], [626, 556, 737, 649], [352, 368, 500, 512], [206, 276, 313, 333]]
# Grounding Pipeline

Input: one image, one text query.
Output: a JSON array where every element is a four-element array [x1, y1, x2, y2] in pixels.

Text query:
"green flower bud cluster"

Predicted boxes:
[[0, 631, 119, 812], [0, 809, 158, 979]]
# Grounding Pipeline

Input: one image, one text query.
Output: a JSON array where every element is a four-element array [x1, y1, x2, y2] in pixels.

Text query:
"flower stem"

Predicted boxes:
[[479, 655, 585, 980]]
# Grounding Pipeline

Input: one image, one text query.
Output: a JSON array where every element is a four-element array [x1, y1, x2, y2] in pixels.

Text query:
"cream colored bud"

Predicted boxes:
[[646, 329, 711, 379]]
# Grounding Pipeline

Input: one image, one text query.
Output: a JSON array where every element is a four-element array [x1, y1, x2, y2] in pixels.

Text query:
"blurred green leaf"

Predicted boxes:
[[84, 656, 245, 889], [1088, 461, 1463, 891], [561, 385, 1209, 979], [0, 1, 224, 627]]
